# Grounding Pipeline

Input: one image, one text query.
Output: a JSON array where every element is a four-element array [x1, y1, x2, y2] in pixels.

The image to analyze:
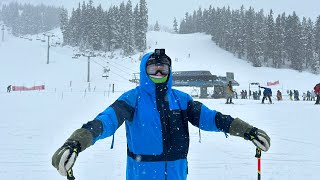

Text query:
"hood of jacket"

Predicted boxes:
[[139, 52, 172, 94]]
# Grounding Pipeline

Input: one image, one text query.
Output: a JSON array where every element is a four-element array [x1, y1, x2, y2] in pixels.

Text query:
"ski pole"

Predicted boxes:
[[255, 148, 262, 180], [67, 168, 75, 180]]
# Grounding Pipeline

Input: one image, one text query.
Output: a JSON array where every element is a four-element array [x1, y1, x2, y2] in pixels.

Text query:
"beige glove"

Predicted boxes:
[[229, 118, 271, 152], [52, 128, 93, 176]]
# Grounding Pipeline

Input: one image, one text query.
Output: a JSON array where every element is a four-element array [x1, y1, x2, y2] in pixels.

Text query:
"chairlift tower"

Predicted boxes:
[[43, 33, 55, 64], [82, 52, 96, 82]]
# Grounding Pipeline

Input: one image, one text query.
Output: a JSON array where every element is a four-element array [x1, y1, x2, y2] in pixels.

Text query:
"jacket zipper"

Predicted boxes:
[[165, 161, 168, 180]]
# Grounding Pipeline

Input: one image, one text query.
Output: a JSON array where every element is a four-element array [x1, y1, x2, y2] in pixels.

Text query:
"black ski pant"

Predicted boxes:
[[316, 94, 320, 104], [262, 95, 272, 104]]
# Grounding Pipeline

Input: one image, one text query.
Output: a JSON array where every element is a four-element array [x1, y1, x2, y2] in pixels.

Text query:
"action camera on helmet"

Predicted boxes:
[[154, 49, 166, 57], [147, 49, 171, 66]]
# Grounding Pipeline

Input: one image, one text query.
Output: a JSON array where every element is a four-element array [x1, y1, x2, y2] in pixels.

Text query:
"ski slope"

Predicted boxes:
[[0, 29, 320, 180]]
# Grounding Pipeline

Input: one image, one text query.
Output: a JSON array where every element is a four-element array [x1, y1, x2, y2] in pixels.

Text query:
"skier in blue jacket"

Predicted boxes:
[[52, 49, 270, 180], [259, 86, 272, 104]]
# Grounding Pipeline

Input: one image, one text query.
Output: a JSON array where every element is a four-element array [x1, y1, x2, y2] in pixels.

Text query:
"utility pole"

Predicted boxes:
[[1, 25, 5, 42], [82, 52, 96, 82], [43, 33, 55, 64]]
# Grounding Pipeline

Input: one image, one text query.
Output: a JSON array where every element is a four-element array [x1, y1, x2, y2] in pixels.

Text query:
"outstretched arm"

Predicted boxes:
[[52, 89, 137, 177], [186, 100, 271, 152]]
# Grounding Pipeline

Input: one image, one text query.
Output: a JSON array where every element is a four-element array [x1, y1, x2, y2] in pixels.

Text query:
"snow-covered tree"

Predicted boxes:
[[173, 17, 178, 33], [154, 21, 160, 31]]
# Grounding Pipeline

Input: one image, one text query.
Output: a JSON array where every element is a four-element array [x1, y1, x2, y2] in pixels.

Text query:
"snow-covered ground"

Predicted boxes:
[[0, 29, 319, 179]]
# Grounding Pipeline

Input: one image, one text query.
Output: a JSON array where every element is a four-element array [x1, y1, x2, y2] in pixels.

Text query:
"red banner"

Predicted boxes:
[[267, 80, 279, 86], [12, 85, 45, 91]]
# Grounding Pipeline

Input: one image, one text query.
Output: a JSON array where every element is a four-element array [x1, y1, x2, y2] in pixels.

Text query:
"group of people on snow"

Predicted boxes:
[[226, 82, 320, 105]]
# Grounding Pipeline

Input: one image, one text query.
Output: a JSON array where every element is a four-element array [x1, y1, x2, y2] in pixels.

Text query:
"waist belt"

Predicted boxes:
[[127, 148, 187, 162]]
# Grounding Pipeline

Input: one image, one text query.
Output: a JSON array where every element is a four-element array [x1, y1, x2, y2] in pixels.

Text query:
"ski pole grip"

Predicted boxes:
[[67, 168, 75, 180], [255, 148, 261, 158]]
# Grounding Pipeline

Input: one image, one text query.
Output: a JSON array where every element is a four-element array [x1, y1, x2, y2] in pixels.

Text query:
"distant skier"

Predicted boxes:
[[276, 90, 282, 101], [51, 49, 270, 180], [226, 81, 234, 104], [259, 86, 272, 104], [311, 90, 316, 101], [289, 90, 293, 100], [294, 90, 300, 101], [307, 91, 311, 101], [302, 92, 307, 101], [7, 85, 12, 93], [314, 83, 320, 104]]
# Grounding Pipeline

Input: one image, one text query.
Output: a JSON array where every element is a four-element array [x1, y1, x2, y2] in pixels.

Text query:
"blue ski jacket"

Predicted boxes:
[[81, 52, 235, 180], [260, 86, 272, 96]]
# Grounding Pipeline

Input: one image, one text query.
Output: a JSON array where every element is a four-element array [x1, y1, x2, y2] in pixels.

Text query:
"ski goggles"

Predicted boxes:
[[146, 63, 170, 75], [146, 54, 171, 75]]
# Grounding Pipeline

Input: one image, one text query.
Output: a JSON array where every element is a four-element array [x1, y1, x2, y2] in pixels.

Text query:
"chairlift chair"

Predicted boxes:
[[72, 53, 81, 59], [102, 67, 110, 78]]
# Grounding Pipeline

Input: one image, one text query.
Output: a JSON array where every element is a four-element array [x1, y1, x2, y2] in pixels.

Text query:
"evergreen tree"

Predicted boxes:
[[68, 8, 78, 46], [196, 7, 203, 32], [154, 20, 160, 31], [214, 8, 224, 46], [110, 6, 121, 50], [123, 0, 135, 55], [133, 4, 141, 50], [179, 19, 186, 34], [288, 12, 303, 71], [280, 13, 287, 65], [59, 8, 68, 45], [139, 0, 148, 51], [178, 4, 319, 73], [315, 15, 320, 70], [230, 9, 240, 56], [173, 17, 178, 33], [238, 5, 246, 58], [305, 18, 314, 69], [73, 4, 82, 47], [100, 7, 110, 51], [202, 8, 210, 33], [1, 2, 60, 36], [118, 2, 126, 51], [80, 1, 89, 49], [274, 14, 285, 68], [244, 7, 256, 64], [224, 6, 232, 51], [265, 10, 276, 65], [301, 17, 308, 68], [92, 4, 104, 50], [253, 9, 267, 67]]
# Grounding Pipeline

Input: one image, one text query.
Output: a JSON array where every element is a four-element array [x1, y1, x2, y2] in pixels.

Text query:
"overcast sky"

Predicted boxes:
[[2, 0, 320, 27]]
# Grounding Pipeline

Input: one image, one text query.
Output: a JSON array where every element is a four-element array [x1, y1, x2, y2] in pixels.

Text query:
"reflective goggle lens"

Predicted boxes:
[[146, 63, 169, 75]]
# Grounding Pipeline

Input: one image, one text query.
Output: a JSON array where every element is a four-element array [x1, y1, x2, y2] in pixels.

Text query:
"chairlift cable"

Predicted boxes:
[[96, 57, 139, 74], [90, 59, 130, 81]]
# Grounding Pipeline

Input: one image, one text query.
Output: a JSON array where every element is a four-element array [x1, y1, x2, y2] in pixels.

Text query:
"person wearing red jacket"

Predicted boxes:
[[314, 83, 320, 104]]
